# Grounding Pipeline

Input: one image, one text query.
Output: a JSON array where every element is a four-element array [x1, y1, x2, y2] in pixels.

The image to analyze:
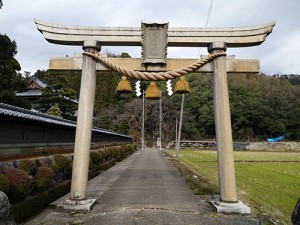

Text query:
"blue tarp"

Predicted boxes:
[[267, 134, 286, 142]]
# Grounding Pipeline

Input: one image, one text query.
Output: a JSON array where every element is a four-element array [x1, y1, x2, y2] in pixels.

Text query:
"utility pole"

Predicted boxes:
[[142, 90, 145, 151], [159, 91, 162, 151], [175, 117, 178, 152], [176, 94, 185, 158]]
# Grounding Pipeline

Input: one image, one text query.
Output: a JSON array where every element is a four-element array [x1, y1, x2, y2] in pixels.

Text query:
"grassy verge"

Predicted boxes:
[[165, 156, 219, 196], [165, 150, 300, 225]]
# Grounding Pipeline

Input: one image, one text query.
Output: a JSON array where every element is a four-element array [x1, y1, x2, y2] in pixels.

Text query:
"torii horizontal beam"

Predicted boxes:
[[35, 19, 275, 48], [49, 55, 259, 73]]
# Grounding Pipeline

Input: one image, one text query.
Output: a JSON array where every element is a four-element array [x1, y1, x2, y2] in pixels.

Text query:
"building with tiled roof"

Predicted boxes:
[[0, 103, 131, 157], [15, 77, 78, 114]]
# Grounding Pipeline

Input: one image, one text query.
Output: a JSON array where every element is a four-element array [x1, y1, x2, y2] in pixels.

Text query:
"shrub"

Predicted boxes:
[[119, 146, 127, 159], [132, 143, 137, 150], [19, 159, 37, 175], [112, 148, 121, 158], [0, 174, 9, 193], [35, 167, 55, 190], [49, 162, 59, 173], [3, 167, 30, 203], [90, 151, 101, 165], [126, 144, 135, 153], [98, 150, 106, 161], [105, 148, 115, 159], [54, 154, 72, 172], [52, 154, 73, 180]]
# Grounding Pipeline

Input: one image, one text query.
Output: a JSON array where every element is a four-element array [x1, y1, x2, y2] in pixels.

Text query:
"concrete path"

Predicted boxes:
[[25, 148, 259, 225]]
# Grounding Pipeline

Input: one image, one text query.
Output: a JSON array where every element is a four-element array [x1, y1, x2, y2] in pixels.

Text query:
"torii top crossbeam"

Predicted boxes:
[[35, 19, 275, 48]]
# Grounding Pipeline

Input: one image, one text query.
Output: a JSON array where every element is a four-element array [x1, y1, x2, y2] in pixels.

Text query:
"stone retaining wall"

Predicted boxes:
[[246, 142, 300, 152], [166, 141, 300, 152]]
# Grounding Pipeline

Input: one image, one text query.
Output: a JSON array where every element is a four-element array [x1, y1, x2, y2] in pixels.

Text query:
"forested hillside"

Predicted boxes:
[[34, 70, 300, 142]]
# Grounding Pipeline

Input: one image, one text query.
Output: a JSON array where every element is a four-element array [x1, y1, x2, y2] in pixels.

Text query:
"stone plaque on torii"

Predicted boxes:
[[35, 19, 275, 213]]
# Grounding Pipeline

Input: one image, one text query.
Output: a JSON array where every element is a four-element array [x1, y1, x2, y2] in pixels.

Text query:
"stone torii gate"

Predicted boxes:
[[35, 19, 275, 213]]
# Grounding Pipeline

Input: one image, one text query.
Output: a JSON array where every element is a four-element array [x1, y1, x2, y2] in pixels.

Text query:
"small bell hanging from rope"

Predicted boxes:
[[174, 76, 190, 94], [145, 82, 161, 99], [116, 76, 132, 93]]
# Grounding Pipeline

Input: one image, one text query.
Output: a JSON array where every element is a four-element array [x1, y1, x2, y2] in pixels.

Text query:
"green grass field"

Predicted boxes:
[[166, 150, 300, 225]]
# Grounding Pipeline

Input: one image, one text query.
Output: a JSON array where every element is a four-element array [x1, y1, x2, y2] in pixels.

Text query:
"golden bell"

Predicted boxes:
[[145, 82, 161, 99], [174, 76, 190, 94], [116, 76, 132, 93]]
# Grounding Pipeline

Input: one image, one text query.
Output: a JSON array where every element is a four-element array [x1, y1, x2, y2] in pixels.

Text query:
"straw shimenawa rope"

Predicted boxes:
[[83, 51, 226, 81]]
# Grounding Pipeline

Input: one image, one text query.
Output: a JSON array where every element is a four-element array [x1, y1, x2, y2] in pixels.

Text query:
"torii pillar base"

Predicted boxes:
[[57, 198, 97, 213], [209, 195, 251, 214]]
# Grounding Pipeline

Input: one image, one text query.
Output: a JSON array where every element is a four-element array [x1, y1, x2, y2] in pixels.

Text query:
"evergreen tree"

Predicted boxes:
[[34, 70, 80, 120], [120, 52, 131, 58], [46, 103, 62, 118], [0, 34, 27, 107]]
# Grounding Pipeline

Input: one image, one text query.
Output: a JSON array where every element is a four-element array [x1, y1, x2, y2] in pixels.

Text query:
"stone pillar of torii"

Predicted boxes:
[[35, 19, 275, 213]]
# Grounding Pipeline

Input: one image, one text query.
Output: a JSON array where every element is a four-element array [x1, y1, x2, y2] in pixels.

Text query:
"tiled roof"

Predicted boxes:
[[15, 77, 78, 104], [0, 103, 130, 138], [15, 89, 43, 97], [31, 77, 48, 89]]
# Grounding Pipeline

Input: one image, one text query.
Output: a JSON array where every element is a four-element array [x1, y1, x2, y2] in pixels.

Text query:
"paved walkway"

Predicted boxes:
[[25, 148, 259, 225]]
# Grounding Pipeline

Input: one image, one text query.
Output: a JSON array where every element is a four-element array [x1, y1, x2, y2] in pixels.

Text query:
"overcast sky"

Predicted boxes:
[[1, 0, 299, 75]]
